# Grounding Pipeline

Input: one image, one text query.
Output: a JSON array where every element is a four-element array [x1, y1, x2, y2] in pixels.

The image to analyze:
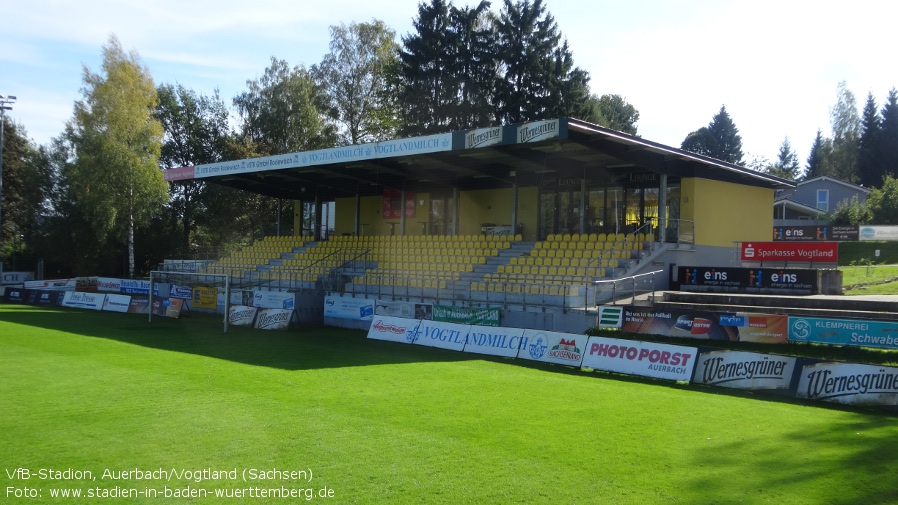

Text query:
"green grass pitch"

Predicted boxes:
[[1, 304, 897, 504]]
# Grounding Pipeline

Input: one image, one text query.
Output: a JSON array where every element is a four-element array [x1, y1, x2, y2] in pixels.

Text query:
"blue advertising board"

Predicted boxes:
[[789, 316, 898, 350]]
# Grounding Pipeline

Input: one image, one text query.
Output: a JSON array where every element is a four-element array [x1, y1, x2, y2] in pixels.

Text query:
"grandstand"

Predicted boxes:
[[162, 117, 792, 331]]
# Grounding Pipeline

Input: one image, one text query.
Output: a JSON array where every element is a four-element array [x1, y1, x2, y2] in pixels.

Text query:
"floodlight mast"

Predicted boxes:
[[0, 94, 17, 257]]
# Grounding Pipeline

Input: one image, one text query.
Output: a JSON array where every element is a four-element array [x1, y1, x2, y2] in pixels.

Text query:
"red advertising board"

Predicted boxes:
[[740, 242, 838, 263]]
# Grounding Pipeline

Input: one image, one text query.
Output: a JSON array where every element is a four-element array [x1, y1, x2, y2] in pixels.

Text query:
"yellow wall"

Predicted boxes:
[[334, 194, 433, 236], [683, 178, 773, 247]]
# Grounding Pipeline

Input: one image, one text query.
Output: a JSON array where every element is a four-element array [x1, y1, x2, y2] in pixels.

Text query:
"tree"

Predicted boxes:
[[805, 129, 834, 180], [65, 35, 167, 277], [580, 94, 639, 134], [827, 81, 861, 182], [681, 105, 743, 164], [398, 0, 456, 136], [493, 0, 589, 124], [312, 20, 401, 145], [233, 57, 336, 155], [856, 92, 882, 187], [867, 175, 898, 224], [829, 194, 872, 225], [769, 137, 801, 180], [156, 84, 231, 254], [0, 120, 52, 268], [446, 1, 497, 131], [878, 88, 898, 181]]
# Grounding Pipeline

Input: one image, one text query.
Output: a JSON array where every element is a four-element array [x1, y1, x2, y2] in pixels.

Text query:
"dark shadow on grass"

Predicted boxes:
[[682, 411, 898, 505], [0, 305, 472, 371]]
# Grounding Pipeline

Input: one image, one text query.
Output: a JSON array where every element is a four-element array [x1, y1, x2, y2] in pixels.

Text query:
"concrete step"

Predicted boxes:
[[657, 291, 898, 321]]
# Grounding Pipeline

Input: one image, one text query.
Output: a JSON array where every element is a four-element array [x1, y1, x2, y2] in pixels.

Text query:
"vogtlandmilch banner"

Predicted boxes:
[[796, 362, 898, 407], [692, 350, 797, 390], [581, 336, 697, 381], [463, 325, 527, 358], [410, 320, 468, 352]]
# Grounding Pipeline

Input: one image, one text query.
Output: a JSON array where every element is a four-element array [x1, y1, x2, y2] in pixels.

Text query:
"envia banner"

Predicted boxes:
[[796, 362, 898, 407], [254, 308, 295, 330], [675, 266, 818, 294], [433, 304, 500, 326], [463, 325, 526, 358], [324, 295, 375, 321], [692, 350, 797, 390], [228, 305, 258, 326], [789, 316, 898, 350], [773, 225, 858, 241], [740, 241, 837, 263], [367, 315, 422, 344], [859, 226, 898, 241], [717, 313, 789, 344], [518, 329, 587, 367], [581, 336, 697, 381], [32, 290, 64, 306], [3, 288, 30, 303]]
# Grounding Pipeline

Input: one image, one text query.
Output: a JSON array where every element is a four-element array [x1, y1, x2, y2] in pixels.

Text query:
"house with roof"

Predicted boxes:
[[774, 176, 870, 222]]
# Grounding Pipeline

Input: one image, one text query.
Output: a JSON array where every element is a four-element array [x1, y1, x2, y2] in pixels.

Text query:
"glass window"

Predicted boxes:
[[816, 189, 829, 211]]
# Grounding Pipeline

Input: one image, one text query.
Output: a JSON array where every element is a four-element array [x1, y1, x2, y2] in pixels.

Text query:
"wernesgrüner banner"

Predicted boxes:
[[796, 362, 898, 407], [691, 350, 797, 391]]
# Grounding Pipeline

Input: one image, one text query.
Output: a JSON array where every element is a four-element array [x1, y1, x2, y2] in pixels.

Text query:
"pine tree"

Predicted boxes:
[[879, 88, 898, 182], [770, 137, 800, 180], [857, 92, 882, 187], [681, 105, 743, 164]]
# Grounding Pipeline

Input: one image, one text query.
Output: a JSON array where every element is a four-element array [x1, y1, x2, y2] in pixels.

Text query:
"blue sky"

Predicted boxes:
[[2, 0, 895, 165]]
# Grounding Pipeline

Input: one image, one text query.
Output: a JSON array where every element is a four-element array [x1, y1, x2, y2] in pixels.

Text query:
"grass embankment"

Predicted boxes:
[[839, 242, 898, 295], [2, 305, 898, 504]]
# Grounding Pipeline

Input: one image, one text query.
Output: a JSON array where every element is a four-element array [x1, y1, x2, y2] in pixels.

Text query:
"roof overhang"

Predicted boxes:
[[165, 117, 796, 201]]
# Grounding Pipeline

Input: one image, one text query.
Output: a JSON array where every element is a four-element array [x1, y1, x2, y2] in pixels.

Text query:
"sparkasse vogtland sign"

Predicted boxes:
[[740, 242, 837, 263]]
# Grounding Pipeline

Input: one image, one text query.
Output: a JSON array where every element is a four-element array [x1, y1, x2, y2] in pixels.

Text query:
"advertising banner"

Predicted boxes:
[[582, 336, 697, 381], [1, 271, 33, 285], [254, 308, 295, 330], [169, 284, 193, 300], [382, 187, 415, 219], [859, 226, 898, 241], [773, 225, 858, 241], [598, 306, 624, 328], [740, 241, 837, 263], [75, 276, 99, 292], [3, 288, 30, 303], [25, 279, 76, 290], [676, 266, 818, 294], [153, 298, 184, 318], [62, 291, 106, 310], [128, 296, 150, 314], [374, 300, 431, 320], [163, 165, 195, 182], [432, 305, 500, 326], [463, 325, 526, 358], [622, 307, 739, 341], [409, 320, 468, 351], [120, 279, 158, 296], [324, 295, 375, 320], [96, 277, 123, 292], [464, 126, 504, 149], [717, 313, 789, 344], [102, 294, 132, 313], [192, 286, 218, 310], [367, 315, 423, 344], [228, 305, 258, 326], [692, 350, 797, 390], [32, 290, 64, 306], [789, 316, 898, 350], [518, 330, 587, 367], [252, 290, 295, 310], [796, 362, 898, 407], [517, 119, 560, 143]]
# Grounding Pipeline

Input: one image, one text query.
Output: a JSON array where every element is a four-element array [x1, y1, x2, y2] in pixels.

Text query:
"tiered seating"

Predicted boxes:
[[343, 234, 520, 289], [202, 235, 312, 275], [471, 231, 653, 295]]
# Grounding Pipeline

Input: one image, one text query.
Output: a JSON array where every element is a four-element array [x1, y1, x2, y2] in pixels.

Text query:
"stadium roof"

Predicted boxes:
[[165, 117, 795, 201]]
